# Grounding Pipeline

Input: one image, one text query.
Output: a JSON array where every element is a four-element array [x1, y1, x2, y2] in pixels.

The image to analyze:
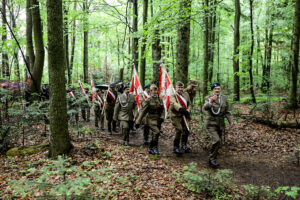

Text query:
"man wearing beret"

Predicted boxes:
[[184, 79, 198, 107], [139, 84, 151, 145], [203, 82, 234, 168], [113, 85, 137, 146], [105, 83, 118, 135], [170, 81, 192, 154], [136, 84, 164, 154]]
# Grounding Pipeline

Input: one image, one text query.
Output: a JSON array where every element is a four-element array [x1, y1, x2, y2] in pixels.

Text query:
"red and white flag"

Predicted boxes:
[[158, 64, 175, 118], [143, 91, 150, 99], [130, 67, 143, 110], [78, 80, 86, 95], [68, 91, 75, 99], [88, 71, 97, 101]]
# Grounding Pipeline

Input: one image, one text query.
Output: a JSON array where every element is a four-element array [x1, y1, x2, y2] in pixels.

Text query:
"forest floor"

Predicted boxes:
[[0, 103, 299, 199]]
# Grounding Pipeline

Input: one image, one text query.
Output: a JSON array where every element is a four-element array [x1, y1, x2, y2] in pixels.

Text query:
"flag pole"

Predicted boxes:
[[160, 63, 190, 131], [101, 74, 113, 115]]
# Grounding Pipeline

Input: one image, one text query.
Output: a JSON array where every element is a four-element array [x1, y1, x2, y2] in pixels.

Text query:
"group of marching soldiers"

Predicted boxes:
[[66, 80, 234, 168]]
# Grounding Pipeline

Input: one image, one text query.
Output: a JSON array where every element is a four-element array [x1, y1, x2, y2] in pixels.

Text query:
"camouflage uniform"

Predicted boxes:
[[94, 93, 104, 130], [203, 94, 233, 162], [136, 85, 164, 154], [113, 92, 137, 145], [105, 87, 118, 134], [170, 82, 192, 153]]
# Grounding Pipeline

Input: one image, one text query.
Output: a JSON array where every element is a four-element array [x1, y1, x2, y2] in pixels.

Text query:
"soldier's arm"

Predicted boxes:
[[224, 97, 234, 124], [203, 96, 212, 110], [170, 94, 182, 111], [136, 99, 149, 124], [160, 103, 165, 120], [113, 98, 120, 121], [186, 93, 192, 113]]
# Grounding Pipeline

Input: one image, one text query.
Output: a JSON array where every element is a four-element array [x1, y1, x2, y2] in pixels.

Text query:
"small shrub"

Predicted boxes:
[[275, 186, 300, 199], [242, 184, 275, 200], [177, 163, 235, 198]]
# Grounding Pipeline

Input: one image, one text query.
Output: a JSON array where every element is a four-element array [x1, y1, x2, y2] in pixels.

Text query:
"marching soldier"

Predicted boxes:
[[113, 85, 137, 146], [203, 82, 234, 168], [136, 84, 164, 155], [81, 88, 91, 122], [105, 83, 118, 135], [94, 89, 105, 131], [183, 79, 198, 107], [139, 84, 151, 144], [67, 88, 79, 124], [170, 81, 192, 154]]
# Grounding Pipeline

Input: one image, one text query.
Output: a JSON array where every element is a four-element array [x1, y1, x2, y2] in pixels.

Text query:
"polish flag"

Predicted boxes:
[[88, 70, 96, 101], [68, 91, 75, 99], [78, 80, 86, 95], [130, 67, 143, 110], [158, 64, 175, 118]]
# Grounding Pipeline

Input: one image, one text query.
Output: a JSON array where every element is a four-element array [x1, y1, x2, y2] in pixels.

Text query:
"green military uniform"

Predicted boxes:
[[94, 93, 104, 130], [67, 90, 79, 124], [183, 79, 198, 107], [105, 86, 118, 134], [139, 87, 151, 144], [170, 82, 192, 154], [113, 92, 137, 145], [203, 94, 233, 163], [136, 86, 164, 154]]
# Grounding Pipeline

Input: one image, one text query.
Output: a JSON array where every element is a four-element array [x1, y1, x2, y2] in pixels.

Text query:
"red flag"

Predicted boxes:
[[68, 91, 75, 99], [158, 64, 175, 118], [130, 67, 143, 110], [88, 71, 96, 101]]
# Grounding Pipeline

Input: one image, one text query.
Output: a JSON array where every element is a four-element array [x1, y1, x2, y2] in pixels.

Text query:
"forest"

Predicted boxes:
[[0, 0, 299, 199]]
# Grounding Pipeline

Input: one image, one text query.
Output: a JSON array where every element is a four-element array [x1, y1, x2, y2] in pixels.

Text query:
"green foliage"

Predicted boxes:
[[9, 156, 120, 199], [242, 184, 275, 200], [177, 163, 235, 198], [275, 186, 300, 199]]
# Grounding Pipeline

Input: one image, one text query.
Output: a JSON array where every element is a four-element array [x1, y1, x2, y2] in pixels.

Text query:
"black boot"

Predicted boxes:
[[181, 135, 191, 153], [108, 122, 112, 135], [173, 139, 182, 154], [153, 146, 159, 155], [148, 141, 155, 154], [209, 160, 220, 168]]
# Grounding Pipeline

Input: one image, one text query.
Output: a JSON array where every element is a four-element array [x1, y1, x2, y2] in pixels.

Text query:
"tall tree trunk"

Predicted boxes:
[[249, 0, 256, 103], [83, 0, 88, 84], [30, 0, 45, 94], [233, 0, 240, 101], [208, 0, 216, 83], [47, 0, 72, 157], [132, 0, 138, 71], [26, 0, 35, 72], [140, 0, 148, 87], [203, 0, 209, 99], [152, 29, 162, 86], [175, 0, 191, 86], [289, 0, 300, 108], [119, 68, 124, 82], [69, 2, 77, 83], [2, 0, 9, 77], [217, 13, 220, 83], [64, 2, 70, 85]]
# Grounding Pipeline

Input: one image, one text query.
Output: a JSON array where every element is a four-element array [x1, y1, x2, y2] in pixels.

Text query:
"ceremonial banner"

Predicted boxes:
[[130, 67, 143, 110], [158, 64, 174, 118]]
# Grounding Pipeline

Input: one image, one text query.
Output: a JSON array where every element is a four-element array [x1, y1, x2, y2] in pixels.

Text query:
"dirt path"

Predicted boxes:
[[94, 118, 300, 189]]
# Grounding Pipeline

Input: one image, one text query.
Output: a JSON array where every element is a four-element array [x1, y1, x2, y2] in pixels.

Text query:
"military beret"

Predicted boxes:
[[144, 84, 151, 89], [176, 81, 184, 87], [211, 82, 221, 90], [150, 84, 158, 90], [189, 79, 198, 87], [123, 84, 130, 89], [109, 83, 116, 88]]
